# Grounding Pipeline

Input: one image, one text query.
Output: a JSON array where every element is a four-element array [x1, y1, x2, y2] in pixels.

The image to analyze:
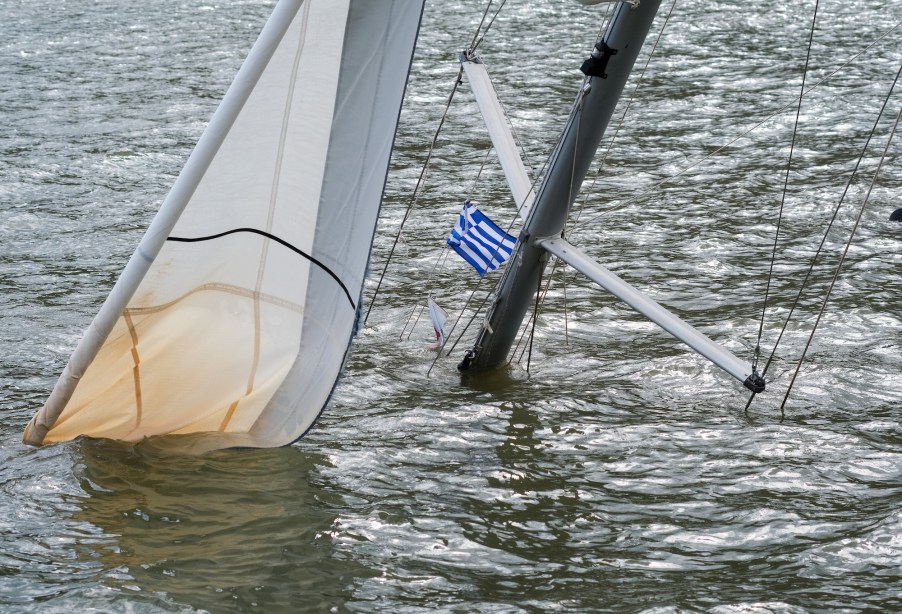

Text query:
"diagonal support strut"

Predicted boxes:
[[536, 237, 765, 393]]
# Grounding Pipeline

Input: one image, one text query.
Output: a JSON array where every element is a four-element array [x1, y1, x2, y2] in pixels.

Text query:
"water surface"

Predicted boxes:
[[2, 0, 901, 612]]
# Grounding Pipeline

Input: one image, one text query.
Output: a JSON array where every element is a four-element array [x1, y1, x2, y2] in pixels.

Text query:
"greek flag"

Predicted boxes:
[[447, 201, 517, 276]]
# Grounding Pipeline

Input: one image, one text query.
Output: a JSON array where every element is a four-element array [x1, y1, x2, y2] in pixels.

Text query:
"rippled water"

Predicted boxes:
[[2, 0, 901, 612]]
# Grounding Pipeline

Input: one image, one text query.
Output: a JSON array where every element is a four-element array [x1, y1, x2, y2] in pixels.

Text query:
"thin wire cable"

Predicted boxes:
[[780, 102, 902, 416], [515, 81, 588, 365], [426, 287, 493, 376], [571, 0, 677, 228], [744, 58, 902, 414], [526, 262, 545, 374], [562, 267, 570, 346], [513, 265, 556, 363], [751, 0, 820, 375], [368, 0, 515, 329], [471, 0, 508, 52], [400, 148, 493, 340], [511, 1, 670, 363], [572, 17, 902, 235], [469, 0, 496, 50], [401, 248, 452, 341], [364, 67, 464, 326], [760, 62, 902, 378]]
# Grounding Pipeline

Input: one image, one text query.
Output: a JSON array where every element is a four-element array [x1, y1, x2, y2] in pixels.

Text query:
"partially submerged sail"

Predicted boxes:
[[24, 0, 425, 448]]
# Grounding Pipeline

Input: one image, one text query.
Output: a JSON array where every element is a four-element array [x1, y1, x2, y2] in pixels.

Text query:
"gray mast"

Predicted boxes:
[[460, 0, 663, 371], [458, 0, 765, 394]]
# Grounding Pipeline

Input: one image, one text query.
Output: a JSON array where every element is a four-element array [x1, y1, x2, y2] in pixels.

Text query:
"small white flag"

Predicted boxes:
[[447, 201, 517, 276], [427, 297, 448, 349]]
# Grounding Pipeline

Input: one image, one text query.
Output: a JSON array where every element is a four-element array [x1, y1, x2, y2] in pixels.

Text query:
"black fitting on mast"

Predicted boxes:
[[580, 40, 618, 78], [457, 349, 476, 371], [743, 370, 766, 393]]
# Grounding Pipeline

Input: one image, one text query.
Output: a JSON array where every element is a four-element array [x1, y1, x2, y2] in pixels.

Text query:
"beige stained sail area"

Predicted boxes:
[[24, 0, 425, 449]]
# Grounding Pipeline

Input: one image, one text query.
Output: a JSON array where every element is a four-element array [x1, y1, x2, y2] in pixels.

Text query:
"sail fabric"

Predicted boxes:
[[427, 297, 448, 348], [447, 201, 517, 276], [24, 0, 425, 449]]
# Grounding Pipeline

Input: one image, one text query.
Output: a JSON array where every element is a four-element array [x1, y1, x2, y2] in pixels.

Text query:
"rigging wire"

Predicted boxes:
[[400, 147, 493, 340], [750, 0, 820, 378], [440, 2, 631, 363], [438, 193, 528, 368], [570, 17, 902, 235], [369, 0, 516, 344], [511, 0, 669, 362], [363, 67, 464, 326], [470, 0, 508, 52], [570, 0, 677, 229], [420, 2, 900, 387], [513, 77, 588, 366], [743, 61, 902, 415], [426, 287, 493, 376], [513, 269, 551, 363], [449, 36, 600, 368], [401, 249, 452, 340], [778, 78, 902, 417], [428, 118, 554, 370], [526, 261, 545, 374]]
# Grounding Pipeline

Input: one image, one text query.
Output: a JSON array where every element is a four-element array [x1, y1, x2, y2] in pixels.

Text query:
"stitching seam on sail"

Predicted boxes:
[[220, 0, 313, 433], [219, 401, 241, 432], [167, 229, 356, 309], [125, 282, 305, 316], [123, 310, 143, 432]]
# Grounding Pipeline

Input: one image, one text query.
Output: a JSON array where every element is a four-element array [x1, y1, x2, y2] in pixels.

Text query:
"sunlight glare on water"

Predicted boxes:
[[1, 0, 901, 612]]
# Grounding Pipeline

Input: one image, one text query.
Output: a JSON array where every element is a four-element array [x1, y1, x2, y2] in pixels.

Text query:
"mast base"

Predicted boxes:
[[457, 349, 476, 371]]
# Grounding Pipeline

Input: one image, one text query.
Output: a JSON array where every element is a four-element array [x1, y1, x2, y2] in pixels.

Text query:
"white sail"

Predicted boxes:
[[24, 0, 425, 448]]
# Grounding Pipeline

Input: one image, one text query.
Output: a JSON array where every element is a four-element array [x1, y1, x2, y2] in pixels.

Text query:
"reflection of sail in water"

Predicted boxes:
[[23, 0, 425, 449], [72, 440, 357, 611]]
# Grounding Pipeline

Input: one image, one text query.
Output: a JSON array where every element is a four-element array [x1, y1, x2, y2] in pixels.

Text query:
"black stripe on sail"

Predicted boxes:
[[167, 228, 355, 309]]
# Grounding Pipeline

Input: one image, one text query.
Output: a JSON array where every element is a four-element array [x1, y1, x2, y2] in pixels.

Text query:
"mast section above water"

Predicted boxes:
[[460, 0, 663, 371], [458, 0, 764, 393]]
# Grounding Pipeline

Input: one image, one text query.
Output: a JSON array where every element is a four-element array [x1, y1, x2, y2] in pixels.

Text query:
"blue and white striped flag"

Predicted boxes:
[[447, 201, 517, 276]]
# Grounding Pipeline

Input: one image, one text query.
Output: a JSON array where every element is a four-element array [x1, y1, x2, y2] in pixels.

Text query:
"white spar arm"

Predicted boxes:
[[460, 53, 536, 221], [536, 237, 765, 392]]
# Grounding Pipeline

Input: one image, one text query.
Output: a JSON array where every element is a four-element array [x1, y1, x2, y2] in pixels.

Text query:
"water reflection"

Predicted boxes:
[[71, 438, 364, 613]]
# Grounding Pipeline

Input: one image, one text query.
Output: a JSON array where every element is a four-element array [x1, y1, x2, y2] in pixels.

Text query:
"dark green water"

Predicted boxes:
[[2, 1, 901, 612]]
